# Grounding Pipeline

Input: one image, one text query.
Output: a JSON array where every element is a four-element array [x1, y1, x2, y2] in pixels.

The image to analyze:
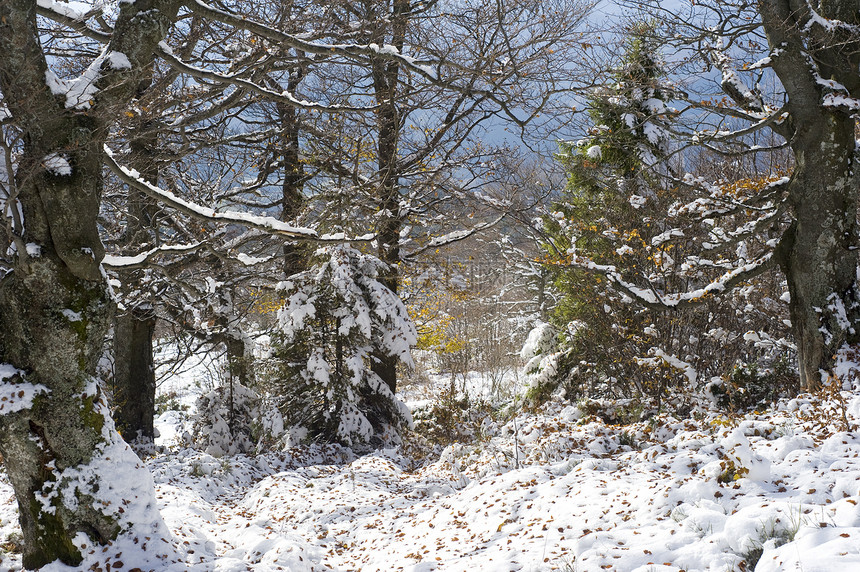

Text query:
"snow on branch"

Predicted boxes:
[[104, 145, 370, 243], [185, 0, 533, 123], [671, 175, 789, 220], [802, 4, 860, 35], [692, 104, 789, 145], [636, 349, 697, 386], [571, 252, 776, 311], [187, 0, 436, 77], [707, 40, 765, 114], [45, 45, 132, 110], [822, 93, 860, 112], [102, 242, 205, 270], [405, 215, 506, 259], [700, 209, 784, 253], [35, 0, 111, 42]]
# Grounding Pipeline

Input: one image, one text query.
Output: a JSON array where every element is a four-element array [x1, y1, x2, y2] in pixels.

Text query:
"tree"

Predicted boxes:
[[109, 72, 162, 443], [539, 27, 791, 411], [267, 244, 415, 447], [0, 0, 181, 566], [753, 0, 860, 390], [565, 1, 860, 391]]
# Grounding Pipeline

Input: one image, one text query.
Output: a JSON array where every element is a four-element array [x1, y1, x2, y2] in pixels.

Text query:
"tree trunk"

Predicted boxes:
[[112, 305, 157, 441], [112, 95, 161, 442], [369, 0, 408, 395], [760, 0, 860, 390], [225, 334, 254, 387], [0, 142, 166, 566], [277, 88, 309, 278], [778, 114, 860, 390], [0, 0, 179, 563], [0, 253, 117, 568]]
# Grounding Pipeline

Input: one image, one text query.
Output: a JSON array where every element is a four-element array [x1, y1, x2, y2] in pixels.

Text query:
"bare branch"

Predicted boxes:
[[104, 145, 373, 243]]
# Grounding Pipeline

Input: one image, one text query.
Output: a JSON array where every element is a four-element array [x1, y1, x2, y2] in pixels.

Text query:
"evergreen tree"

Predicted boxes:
[[267, 244, 416, 447], [538, 26, 791, 412]]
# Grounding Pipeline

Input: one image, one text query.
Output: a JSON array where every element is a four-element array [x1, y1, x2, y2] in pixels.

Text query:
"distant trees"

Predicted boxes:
[[288, 0, 592, 396]]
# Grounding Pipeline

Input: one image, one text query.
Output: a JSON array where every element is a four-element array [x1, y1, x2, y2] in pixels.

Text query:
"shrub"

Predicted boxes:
[[709, 359, 797, 412], [411, 386, 496, 448], [192, 381, 262, 456]]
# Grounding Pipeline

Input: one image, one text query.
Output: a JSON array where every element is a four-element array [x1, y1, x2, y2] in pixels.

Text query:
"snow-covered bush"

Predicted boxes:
[[411, 388, 497, 448], [265, 245, 416, 448], [192, 381, 262, 456], [708, 359, 797, 413], [521, 321, 558, 371], [520, 321, 562, 404]]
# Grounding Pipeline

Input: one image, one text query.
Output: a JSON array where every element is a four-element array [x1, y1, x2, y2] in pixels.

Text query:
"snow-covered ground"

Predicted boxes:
[[2, 353, 860, 571]]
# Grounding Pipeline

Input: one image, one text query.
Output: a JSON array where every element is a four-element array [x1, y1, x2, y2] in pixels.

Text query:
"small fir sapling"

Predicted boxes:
[[268, 245, 416, 447], [520, 321, 562, 403], [192, 381, 262, 457]]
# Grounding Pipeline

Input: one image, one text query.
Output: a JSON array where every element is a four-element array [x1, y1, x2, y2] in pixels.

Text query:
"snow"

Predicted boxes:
[[236, 252, 274, 266], [35, 0, 91, 21], [0, 366, 49, 416], [45, 52, 102, 110], [42, 153, 72, 176], [427, 229, 474, 248], [44, 47, 135, 109], [823, 93, 860, 111], [106, 52, 132, 71], [3, 352, 860, 570], [628, 194, 646, 209], [650, 228, 684, 247], [803, 6, 860, 35], [636, 348, 697, 386], [102, 242, 204, 268], [60, 309, 82, 322]]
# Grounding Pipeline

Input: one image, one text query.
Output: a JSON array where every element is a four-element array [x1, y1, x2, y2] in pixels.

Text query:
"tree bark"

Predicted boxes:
[[112, 305, 157, 441], [0, 0, 179, 564], [277, 77, 309, 278], [112, 87, 161, 442], [760, 0, 860, 389], [778, 118, 860, 389], [0, 252, 116, 568], [225, 333, 254, 388], [369, 0, 408, 395]]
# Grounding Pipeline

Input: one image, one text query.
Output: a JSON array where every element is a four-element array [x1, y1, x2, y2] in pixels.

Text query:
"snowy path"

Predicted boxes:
[[3, 396, 860, 571], [151, 397, 860, 572]]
